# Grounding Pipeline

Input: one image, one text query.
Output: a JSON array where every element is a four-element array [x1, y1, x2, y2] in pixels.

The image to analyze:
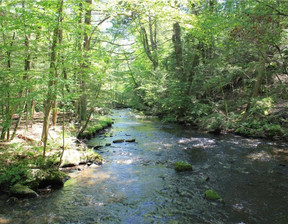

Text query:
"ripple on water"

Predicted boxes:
[[1, 109, 288, 224]]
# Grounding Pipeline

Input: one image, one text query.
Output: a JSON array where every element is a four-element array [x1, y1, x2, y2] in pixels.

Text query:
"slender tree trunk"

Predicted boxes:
[[79, 0, 92, 122], [41, 0, 63, 157], [1, 31, 16, 141], [58, 85, 65, 169], [11, 99, 27, 140], [172, 22, 184, 77], [124, 53, 138, 88], [139, 17, 158, 70], [187, 44, 200, 95], [245, 58, 266, 113], [52, 1, 64, 127], [11, 14, 32, 138], [8, 1, 32, 141], [77, 108, 94, 139], [52, 100, 58, 126]]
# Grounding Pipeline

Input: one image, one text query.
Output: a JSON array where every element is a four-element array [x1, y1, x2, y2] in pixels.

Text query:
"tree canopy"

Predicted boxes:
[[1, 0, 288, 148]]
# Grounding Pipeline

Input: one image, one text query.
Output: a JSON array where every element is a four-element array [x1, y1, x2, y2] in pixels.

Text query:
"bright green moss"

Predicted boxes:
[[204, 189, 221, 200], [174, 161, 192, 172]]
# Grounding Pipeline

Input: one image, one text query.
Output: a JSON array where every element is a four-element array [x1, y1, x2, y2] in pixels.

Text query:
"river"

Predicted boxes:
[[0, 109, 288, 223]]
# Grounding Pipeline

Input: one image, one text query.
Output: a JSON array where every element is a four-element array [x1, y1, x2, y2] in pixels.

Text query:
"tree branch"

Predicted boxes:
[[99, 40, 136, 46], [85, 15, 111, 49], [255, 0, 288, 17]]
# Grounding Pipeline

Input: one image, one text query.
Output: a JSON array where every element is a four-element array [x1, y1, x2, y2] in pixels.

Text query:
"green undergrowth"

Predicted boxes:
[[152, 96, 288, 141], [0, 140, 102, 194], [235, 120, 286, 139], [0, 114, 108, 196], [0, 143, 61, 191], [78, 116, 113, 139], [234, 98, 287, 140]]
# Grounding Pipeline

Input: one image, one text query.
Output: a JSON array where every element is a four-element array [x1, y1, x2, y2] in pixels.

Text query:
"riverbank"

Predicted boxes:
[[0, 112, 113, 198], [136, 99, 288, 142]]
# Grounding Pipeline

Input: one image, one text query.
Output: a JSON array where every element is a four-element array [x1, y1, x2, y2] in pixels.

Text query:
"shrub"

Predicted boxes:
[[0, 162, 29, 187]]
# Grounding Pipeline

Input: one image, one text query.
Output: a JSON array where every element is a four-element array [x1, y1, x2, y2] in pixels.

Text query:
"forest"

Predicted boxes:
[[0, 0, 288, 212]]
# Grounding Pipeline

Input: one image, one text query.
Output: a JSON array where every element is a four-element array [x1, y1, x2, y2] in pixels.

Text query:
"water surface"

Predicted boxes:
[[1, 109, 288, 223]]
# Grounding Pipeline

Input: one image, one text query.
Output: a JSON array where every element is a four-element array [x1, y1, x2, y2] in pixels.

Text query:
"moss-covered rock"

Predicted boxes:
[[10, 184, 39, 198], [83, 151, 102, 164], [204, 189, 221, 200], [174, 161, 192, 172], [25, 169, 69, 190], [38, 170, 69, 189]]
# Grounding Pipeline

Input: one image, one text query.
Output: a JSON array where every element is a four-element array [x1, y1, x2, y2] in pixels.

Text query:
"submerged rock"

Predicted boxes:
[[174, 161, 193, 172], [204, 189, 221, 200], [94, 145, 103, 150], [125, 138, 136, 142], [10, 184, 39, 198]]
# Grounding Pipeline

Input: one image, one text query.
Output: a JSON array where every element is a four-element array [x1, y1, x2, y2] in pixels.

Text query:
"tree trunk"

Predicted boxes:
[[187, 44, 201, 95], [139, 17, 158, 70], [52, 100, 58, 126], [245, 58, 265, 113], [11, 14, 32, 137], [41, 0, 63, 157], [58, 86, 66, 169], [77, 108, 94, 139], [78, 0, 92, 122], [172, 22, 184, 77], [1, 32, 16, 141], [11, 99, 27, 140]]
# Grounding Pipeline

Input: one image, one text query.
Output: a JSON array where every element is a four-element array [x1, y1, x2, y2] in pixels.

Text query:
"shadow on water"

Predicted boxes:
[[1, 109, 288, 223]]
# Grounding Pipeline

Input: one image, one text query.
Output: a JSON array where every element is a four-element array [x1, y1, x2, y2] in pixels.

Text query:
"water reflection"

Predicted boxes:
[[0, 217, 10, 224], [247, 151, 274, 161]]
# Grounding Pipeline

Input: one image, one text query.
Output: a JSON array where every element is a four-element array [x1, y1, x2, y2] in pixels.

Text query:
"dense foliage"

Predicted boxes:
[[105, 0, 288, 140], [0, 0, 288, 152]]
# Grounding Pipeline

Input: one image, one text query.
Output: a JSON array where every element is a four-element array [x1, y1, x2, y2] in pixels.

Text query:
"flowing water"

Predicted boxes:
[[1, 109, 288, 224]]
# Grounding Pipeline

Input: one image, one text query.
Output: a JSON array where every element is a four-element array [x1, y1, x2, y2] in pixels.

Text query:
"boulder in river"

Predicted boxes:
[[38, 170, 69, 189], [60, 149, 103, 168], [174, 161, 193, 172], [61, 163, 77, 168], [24, 169, 69, 190], [113, 139, 125, 143], [10, 184, 39, 198], [125, 138, 136, 142]]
